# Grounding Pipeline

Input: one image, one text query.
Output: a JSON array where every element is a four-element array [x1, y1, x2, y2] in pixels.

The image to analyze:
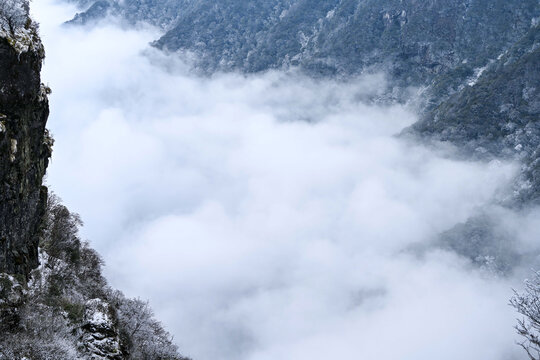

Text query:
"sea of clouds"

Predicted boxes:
[[32, 1, 540, 359]]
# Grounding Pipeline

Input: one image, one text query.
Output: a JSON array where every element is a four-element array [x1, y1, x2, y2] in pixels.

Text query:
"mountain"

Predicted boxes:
[[68, 0, 540, 206], [70, 0, 540, 85], [410, 23, 540, 204], [67, 0, 185, 30], [0, 2, 188, 359], [155, 0, 539, 84]]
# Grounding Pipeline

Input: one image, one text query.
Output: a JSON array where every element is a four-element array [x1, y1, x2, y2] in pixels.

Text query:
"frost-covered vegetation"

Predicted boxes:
[[0, 0, 43, 54], [0, 195, 188, 360], [0, 0, 29, 35], [511, 272, 540, 360]]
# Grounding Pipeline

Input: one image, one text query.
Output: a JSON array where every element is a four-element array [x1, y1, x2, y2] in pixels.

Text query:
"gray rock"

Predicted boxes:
[[80, 299, 123, 360]]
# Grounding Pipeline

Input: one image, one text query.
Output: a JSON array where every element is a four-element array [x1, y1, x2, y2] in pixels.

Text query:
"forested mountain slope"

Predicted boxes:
[[71, 0, 540, 86], [410, 23, 540, 203]]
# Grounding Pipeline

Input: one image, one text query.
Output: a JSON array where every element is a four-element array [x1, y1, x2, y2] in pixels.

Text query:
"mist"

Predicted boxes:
[[31, 0, 540, 359]]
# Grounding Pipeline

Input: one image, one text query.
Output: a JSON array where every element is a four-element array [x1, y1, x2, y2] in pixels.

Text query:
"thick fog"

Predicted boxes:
[[32, 1, 540, 359]]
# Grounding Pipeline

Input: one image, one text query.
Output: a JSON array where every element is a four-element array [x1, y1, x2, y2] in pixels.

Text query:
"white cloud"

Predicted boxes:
[[32, 1, 539, 359]]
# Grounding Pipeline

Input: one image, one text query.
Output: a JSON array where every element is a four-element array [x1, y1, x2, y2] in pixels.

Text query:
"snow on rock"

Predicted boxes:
[[80, 299, 123, 360], [467, 64, 489, 86], [0, 273, 24, 305], [0, 0, 44, 56], [0, 25, 43, 56]]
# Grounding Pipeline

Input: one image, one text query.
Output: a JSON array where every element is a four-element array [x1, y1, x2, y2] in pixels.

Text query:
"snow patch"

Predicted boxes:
[[467, 64, 489, 86], [10, 138, 17, 162]]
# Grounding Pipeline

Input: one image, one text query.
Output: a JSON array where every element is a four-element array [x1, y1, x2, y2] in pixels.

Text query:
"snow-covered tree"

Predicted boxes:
[[0, 0, 30, 35], [109, 291, 186, 360], [0, 194, 189, 359], [511, 271, 540, 360]]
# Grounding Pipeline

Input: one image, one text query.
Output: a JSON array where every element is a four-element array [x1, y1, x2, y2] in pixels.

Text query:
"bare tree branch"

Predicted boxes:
[[511, 271, 540, 360]]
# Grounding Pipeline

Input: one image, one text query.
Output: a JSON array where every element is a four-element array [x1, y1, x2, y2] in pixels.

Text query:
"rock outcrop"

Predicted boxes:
[[80, 299, 123, 360], [0, 14, 51, 278]]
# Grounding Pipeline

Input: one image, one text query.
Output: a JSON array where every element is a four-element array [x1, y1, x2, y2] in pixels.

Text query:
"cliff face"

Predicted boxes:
[[0, 10, 187, 359], [0, 33, 51, 278]]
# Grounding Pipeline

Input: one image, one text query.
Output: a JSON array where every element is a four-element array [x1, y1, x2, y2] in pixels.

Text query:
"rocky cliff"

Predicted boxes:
[[0, 13, 51, 279], [0, 4, 188, 359]]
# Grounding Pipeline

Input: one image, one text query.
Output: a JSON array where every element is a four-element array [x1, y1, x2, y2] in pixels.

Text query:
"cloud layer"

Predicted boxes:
[[33, 1, 539, 359]]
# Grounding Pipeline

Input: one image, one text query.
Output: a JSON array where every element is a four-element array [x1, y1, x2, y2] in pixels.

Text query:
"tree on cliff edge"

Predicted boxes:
[[511, 271, 540, 360], [0, 0, 30, 35]]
